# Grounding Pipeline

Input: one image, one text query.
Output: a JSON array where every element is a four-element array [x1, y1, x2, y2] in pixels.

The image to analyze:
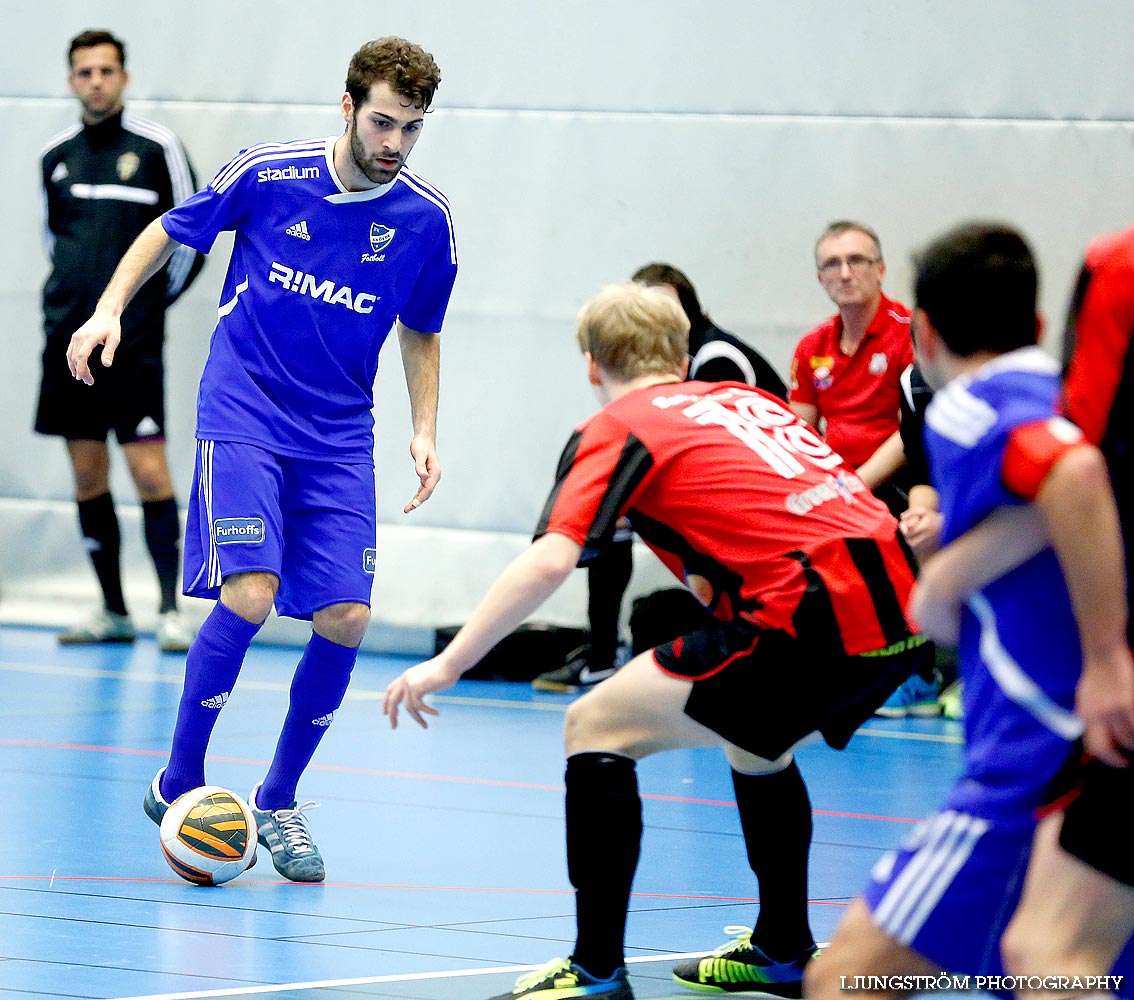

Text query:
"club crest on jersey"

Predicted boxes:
[[812, 365, 833, 391], [213, 517, 265, 545], [809, 355, 834, 391], [362, 223, 395, 262], [268, 262, 379, 314], [117, 152, 140, 181], [869, 352, 888, 375]]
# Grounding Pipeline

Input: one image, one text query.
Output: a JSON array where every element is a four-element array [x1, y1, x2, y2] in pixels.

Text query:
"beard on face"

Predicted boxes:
[[81, 91, 119, 118], [348, 116, 401, 185]]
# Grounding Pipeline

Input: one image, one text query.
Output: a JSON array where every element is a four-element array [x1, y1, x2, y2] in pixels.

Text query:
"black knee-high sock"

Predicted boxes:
[[587, 540, 633, 670], [733, 761, 816, 960], [77, 492, 127, 616], [566, 752, 642, 978], [142, 498, 181, 613]]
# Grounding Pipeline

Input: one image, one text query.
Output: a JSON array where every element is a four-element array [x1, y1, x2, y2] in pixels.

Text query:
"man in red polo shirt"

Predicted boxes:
[[792, 221, 933, 716], [790, 220, 914, 515]]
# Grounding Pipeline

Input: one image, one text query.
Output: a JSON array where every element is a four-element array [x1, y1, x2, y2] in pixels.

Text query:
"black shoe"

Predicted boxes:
[[531, 645, 618, 693]]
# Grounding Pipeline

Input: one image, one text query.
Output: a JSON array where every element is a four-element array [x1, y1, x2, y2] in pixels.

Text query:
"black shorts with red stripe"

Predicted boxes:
[[655, 603, 929, 762]]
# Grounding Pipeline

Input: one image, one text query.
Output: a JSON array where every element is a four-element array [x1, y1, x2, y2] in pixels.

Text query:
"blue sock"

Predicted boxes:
[[257, 631, 358, 809], [160, 602, 261, 802]]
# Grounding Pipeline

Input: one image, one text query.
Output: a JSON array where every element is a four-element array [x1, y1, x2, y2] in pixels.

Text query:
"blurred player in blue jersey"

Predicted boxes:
[[807, 223, 1132, 998], [66, 36, 458, 882]]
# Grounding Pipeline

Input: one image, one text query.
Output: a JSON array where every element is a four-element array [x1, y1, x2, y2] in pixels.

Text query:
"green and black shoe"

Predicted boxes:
[[672, 926, 818, 996], [487, 957, 634, 999]]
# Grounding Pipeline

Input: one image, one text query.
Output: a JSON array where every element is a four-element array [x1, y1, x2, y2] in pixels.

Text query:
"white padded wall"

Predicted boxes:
[[2, 0, 1133, 641]]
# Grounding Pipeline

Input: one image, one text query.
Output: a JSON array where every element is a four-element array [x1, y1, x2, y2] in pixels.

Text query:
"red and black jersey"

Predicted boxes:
[[1061, 226, 1134, 636], [535, 381, 917, 655]]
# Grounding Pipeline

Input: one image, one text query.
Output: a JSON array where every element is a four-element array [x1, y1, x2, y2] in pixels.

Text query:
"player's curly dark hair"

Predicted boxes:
[[346, 37, 441, 112]]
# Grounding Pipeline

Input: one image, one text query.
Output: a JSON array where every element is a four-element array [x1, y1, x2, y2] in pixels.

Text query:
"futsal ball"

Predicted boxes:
[[159, 786, 257, 886]]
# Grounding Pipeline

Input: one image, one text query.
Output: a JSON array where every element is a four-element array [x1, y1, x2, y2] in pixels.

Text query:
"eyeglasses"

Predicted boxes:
[[818, 254, 880, 276]]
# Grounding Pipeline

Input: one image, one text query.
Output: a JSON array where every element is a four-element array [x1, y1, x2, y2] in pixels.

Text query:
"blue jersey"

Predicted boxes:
[[162, 137, 457, 463], [925, 346, 1084, 817]]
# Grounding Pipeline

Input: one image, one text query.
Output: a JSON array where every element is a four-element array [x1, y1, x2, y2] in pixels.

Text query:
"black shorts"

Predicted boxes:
[[1058, 754, 1134, 887], [656, 616, 929, 761], [35, 337, 167, 444]]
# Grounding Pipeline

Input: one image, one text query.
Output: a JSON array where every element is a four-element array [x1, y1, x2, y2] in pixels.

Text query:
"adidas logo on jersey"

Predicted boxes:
[[311, 713, 334, 727], [286, 220, 311, 240], [201, 692, 230, 710]]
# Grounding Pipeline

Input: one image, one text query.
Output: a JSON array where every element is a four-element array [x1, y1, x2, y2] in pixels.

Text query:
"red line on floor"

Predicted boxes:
[[0, 737, 919, 824], [0, 873, 851, 907]]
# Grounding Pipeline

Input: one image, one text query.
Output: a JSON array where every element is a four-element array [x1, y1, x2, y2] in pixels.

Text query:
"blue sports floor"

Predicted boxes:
[[0, 624, 963, 1000]]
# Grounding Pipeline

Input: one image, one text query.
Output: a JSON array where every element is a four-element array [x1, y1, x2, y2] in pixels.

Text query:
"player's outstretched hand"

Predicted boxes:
[[384, 656, 462, 730], [67, 312, 122, 385], [1077, 647, 1134, 768], [404, 435, 441, 513]]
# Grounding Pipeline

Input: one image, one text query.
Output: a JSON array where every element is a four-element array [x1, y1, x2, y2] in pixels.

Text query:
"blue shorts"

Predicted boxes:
[[863, 808, 1033, 977], [183, 440, 377, 620]]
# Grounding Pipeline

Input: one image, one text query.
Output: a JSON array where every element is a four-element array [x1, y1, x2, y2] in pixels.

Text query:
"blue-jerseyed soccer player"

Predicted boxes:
[[808, 224, 1132, 1000], [66, 36, 458, 882]]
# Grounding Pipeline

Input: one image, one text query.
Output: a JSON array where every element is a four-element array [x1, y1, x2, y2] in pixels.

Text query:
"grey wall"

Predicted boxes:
[[2, 0, 1133, 637]]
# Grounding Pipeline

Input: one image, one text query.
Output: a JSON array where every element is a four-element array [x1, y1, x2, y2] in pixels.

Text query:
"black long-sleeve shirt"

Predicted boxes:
[[40, 108, 202, 353], [690, 319, 788, 399]]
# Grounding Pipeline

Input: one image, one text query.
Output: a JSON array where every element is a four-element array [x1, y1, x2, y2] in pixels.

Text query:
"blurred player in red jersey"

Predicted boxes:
[[1000, 228, 1134, 997], [384, 283, 930, 1000]]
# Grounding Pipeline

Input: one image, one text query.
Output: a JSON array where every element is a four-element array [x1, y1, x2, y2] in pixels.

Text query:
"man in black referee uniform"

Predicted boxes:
[[37, 29, 202, 650]]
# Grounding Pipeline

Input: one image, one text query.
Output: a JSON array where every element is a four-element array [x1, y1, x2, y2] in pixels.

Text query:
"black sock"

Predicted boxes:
[[77, 492, 127, 616], [733, 761, 816, 961], [566, 752, 641, 979], [586, 540, 633, 671], [143, 498, 181, 613]]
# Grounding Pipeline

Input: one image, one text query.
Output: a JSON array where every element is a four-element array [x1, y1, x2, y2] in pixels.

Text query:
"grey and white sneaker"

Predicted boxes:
[[249, 782, 325, 882], [157, 611, 195, 653], [143, 767, 171, 825], [59, 610, 135, 645]]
